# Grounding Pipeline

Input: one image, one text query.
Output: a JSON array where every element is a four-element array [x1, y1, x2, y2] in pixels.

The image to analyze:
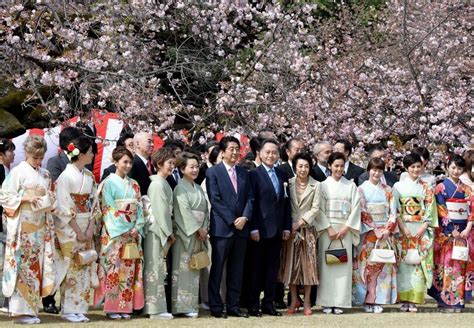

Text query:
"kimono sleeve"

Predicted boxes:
[[303, 183, 323, 229], [0, 168, 22, 212], [316, 184, 331, 232], [346, 183, 361, 241], [147, 180, 172, 245], [132, 180, 146, 237], [54, 173, 75, 228], [421, 182, 436, 226]]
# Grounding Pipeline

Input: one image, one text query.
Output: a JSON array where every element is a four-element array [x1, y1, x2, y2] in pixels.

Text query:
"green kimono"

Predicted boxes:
[[144, 175, 174, 315], [171, 179, 209, 314]]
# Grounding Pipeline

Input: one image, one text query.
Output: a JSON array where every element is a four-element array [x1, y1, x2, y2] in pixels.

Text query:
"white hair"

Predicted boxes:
[[313, 141, 332, 155]]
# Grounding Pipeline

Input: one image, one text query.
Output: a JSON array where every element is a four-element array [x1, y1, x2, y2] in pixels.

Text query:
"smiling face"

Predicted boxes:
[[330, 158, 345, 179], [222, 141, 240, 166], [158, 158, 176, 177], [295, 158, 310, 179], [447, 161, 464, 181], [115, 154, 133, 176], [407, 162, 422, 180], [369, 168, 384, 184], [260, 142, 279, 168], [182, 158, 200, 182]]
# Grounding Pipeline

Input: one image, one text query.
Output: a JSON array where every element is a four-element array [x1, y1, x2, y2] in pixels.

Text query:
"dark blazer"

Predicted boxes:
[[310, 164, 328, 182], [249, 165, 291, 239], [47, 152, 70, 182], [358, 170, 398, 187], [279, 162, 295, 180], [166, 169, 183, 190], [128, 155, 154, 195], [206, 163, 254, 238], [101, 164, 116, 182], [195, 163, 209, 185], [345, 161, 365, 186]]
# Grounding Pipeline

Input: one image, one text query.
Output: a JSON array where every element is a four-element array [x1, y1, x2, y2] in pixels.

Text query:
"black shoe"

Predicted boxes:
[[262, 307, 282, 316], [248, 308, 262, 317], [210, 312, 227, 319], [43, 304, 59, 314], [227, 310, 249, 318], [274, 301, 287, 309]]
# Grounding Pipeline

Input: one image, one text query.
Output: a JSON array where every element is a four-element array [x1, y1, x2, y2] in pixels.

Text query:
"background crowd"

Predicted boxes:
[[0, 127, 473, 324]]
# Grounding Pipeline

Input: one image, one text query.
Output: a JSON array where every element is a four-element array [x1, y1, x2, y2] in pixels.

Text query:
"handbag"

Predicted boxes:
[[189, 240, 210, 271], [452, 238, 469, 261], [75, 241, 98, 265], [368, 239, 396, 264], [403, 243, 422, 265], [121, 241, 140, 260], [325, 239, 348, 265]]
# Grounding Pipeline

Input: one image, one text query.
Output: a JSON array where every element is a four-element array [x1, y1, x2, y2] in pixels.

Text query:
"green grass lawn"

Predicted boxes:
[[0, 299, 473, 327]]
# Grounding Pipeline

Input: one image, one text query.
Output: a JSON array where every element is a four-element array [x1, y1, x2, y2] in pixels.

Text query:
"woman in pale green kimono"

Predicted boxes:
[[144, 147, 176, 319], [0, 136, 56, 324], [393, 153, 435, 312], [171, 152, 209, 318], [317, 152, 361, 315]]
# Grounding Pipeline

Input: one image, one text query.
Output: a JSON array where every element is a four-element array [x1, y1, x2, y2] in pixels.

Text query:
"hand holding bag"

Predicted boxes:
[[368, 239, 396, 264], [325, 239, 348, 265], [189, 240, 210, 270], [452, 238, 469, 261]]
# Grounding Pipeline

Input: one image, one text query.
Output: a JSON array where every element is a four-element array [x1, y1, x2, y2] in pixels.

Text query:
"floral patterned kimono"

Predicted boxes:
[[54, 164, 100, 314], [143, 175, 174, 315], [353, 181, 398, 305], [0, 161, 56, 316], [171, 179, 209, 314], [93, 173, 145, 313], [392, 177, 436, 304], [428, 179, 474, 309], [317, 176, 361, 308]]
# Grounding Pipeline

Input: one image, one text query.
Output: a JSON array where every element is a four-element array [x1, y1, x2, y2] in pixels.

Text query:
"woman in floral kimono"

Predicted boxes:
[[428, 155, 474, 312], [393, 153, 436, 312], [317, 152, 361, 315], [54, 136, 99, 323], [171, 152, 209, 318], [353, 157, 398, 314], [94, 147, 145, 320], [144, 147, 176, 319], [0, 135, 56, 324]]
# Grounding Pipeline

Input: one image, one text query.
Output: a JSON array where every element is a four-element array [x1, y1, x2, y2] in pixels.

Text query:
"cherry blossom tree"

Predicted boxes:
[[0, 1, 471, 160]]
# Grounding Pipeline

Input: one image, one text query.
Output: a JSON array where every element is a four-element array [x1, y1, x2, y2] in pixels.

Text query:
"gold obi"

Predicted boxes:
[[22, 187, 48, 210], [400, 197, 423, 222], [71, 193, 91, 214], [366, 203, 387, 223]]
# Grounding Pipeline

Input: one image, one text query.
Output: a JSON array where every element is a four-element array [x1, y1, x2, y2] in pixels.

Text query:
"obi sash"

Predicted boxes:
[[446, 198, 469, 221], [366, 203, 387, 223], [326, 199, 350, 224], [115, 198, 138, 222], [70, 193, 91, 214], [400, 197, 423, 222]]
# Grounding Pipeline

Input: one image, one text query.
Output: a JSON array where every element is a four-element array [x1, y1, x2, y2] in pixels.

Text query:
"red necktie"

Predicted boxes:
[[146, 160, 153, 175]]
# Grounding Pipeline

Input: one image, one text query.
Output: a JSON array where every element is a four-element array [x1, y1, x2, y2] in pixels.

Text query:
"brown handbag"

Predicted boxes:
[[189, 240, 210, 271]]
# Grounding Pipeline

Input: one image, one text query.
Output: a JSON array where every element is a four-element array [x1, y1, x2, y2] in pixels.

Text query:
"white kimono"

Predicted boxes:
[[317, 176, 361, 308]]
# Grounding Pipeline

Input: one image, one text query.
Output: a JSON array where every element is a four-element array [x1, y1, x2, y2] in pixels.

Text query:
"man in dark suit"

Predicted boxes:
[[334, 139, 365, 185], [310, 141, 333, 182], [44, 126, 82, 314], [196, 141, 218, 185], [279, 138, 305, 180], [128, 132, 154, 195], [247, 139, 291, 317], [206, 136, 254, 319], [101, 132, 135, 181], [358, 145, 398, 187], [162, 140, 184, 190]]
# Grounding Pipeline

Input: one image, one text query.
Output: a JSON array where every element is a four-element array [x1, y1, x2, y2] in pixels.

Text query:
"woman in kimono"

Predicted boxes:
[[144, 147, 176, 319], [0, 135, 56, 324], [460, 150, 474, 189], [353, 157, 398, 314], [171, 152, 209, 318], [94, 147, 145, 320], [428, 155, 474, 312], [279, 153, 322, 316], [54, 136, 99, 323], [393, 153, 436, 312], [317, 152, 361, 315]]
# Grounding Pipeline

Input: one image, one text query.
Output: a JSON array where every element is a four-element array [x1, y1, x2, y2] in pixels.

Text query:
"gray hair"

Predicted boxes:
[[313, 141, 332, 156]]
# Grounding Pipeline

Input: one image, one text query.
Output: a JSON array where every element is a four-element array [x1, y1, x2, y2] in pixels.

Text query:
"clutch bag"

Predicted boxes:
[[325, 239, 348, 265], [121, 242, 140, 260], [31, 194, 53, 212], [452, 238, 469, 261], [368, 240, 396, 264], [75, 249, 98, 266]]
